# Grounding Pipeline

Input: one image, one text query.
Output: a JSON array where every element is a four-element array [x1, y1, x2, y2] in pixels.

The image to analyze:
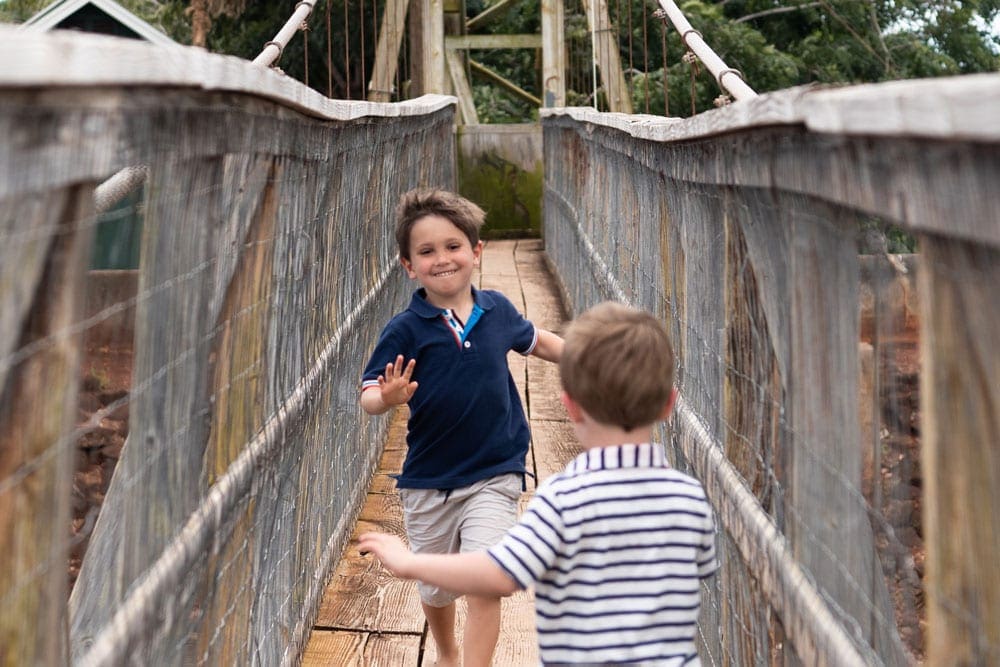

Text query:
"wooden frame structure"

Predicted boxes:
[[367, 0, 634, 119]]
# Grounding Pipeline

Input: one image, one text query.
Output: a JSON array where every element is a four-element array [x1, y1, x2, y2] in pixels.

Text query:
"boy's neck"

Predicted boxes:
[[422, 286, 476, 318], [576, 422, 655, 451]]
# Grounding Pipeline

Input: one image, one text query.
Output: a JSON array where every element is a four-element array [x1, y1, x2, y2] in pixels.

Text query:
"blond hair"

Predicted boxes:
[[395, 188, 485, 260], [559, 302, 675, 431]]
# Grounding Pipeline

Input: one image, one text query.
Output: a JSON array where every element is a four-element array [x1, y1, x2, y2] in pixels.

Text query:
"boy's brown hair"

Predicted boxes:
[[559, 302, 675, 431], [395, 188, 486, 261]]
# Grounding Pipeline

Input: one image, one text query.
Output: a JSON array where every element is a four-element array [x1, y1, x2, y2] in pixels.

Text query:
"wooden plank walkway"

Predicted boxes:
[[302, 239, 576, 666]]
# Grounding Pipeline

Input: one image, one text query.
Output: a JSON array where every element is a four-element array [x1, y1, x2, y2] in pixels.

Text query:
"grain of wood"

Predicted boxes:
[[301, 629, 421, 666]]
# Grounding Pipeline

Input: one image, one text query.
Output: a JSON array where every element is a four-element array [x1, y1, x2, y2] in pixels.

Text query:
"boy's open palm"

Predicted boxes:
[[378, 355, 418, 406]]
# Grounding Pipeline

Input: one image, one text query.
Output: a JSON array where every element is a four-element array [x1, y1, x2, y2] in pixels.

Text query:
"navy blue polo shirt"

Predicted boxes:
[[361, 287, 538, 489]]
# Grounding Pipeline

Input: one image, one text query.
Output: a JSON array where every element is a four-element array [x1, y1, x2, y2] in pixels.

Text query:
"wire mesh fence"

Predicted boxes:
[[0, 28, 454, 666], [541, 83, 1000, 665]]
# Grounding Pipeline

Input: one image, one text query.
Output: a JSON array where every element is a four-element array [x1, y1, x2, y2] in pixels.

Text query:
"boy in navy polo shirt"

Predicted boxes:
[[360, 188, 563, 667], [360, 302, 719, 666]]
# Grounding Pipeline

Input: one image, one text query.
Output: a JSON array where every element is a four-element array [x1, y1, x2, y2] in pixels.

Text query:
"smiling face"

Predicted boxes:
[[401, 214, 483, 307]]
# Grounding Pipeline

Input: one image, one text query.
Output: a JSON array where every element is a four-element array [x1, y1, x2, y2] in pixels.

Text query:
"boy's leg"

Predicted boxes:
[[422, 601, 460, 666], [399, 487, 464, 664], [463, 595, 501, 667], [457, 473, 524, 667]]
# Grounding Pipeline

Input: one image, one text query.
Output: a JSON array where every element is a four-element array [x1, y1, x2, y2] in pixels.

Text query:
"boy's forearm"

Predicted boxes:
[[402, 551, 520, 597], [532, 329, 564, 363]]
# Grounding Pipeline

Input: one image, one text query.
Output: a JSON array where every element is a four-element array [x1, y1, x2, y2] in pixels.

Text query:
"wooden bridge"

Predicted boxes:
[[1, 11, 999, 667]]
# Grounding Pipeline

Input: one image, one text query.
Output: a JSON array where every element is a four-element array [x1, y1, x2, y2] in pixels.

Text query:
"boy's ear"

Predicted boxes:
[[473, 240, 483, 266], [400, 255, 416, 279], [659, 387, 679, 420], [560, 391, 584, 423]]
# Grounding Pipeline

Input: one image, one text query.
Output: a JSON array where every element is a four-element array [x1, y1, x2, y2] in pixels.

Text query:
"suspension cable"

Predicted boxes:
[[653, 0, 756, 101]]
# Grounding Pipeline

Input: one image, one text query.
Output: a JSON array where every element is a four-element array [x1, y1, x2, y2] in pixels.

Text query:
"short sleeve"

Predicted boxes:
[[487, 486, 564, 589], [491, 291, 536, 355], [360, 320, 411, 391]]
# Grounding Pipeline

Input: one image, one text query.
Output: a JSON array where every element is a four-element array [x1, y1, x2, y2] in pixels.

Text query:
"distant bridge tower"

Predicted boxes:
[[368, 0, 634, 116]]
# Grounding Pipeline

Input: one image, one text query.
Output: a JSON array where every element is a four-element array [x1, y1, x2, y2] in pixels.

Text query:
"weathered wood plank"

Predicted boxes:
[[579, 0, 631, 113], [529, 419, 579, 482], [301, 629, 421, 666], [526, 356, 564, 421], [541, 0, 565, 107], [445, 48, 479, 125], [196, 155, 279, 664], [481, 240, 520, 277], [317, 518, 426, 633], [0, 28, 455, 130], [920, 237, 1000, 665], [785, 199, 902, 663], [0, 194, 63, 392], [0, 184, 93, 666], [421, 591, 539, 667], [378, 447, 407, 476], [368, 0, 410, 102], [69, 155, 230, 657], [445, 34, 542, 49]]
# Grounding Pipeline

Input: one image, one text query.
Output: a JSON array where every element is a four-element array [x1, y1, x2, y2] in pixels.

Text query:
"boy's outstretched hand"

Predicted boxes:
[[358, 532, 414, 579], [378, 355, 418, 406]]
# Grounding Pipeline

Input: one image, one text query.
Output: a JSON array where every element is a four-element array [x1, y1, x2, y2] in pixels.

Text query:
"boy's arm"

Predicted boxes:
[[358, 532, 520, 596], [360, 355, 418, 415], [531, 328, 564, 363]]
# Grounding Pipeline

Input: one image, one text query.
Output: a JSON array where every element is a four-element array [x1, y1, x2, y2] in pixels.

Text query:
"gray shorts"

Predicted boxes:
[[398, 473, 523, 607]]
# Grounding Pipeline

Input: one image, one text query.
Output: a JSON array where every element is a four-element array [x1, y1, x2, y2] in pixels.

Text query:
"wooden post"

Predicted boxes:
[[580, 0, 631, 113], [541, 0, 565, 107], [195, 157, 278, 663], [368, 0, 411, 102], [412, 0, 445, 94], [446, 49, 479, 124], [920, 237, 1000, 666], [0, 185, 94, 666]]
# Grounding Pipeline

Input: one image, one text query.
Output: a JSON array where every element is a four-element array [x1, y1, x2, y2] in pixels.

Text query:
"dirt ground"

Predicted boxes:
[[69, 345, 133, 590], [866, 338, 925, 661]]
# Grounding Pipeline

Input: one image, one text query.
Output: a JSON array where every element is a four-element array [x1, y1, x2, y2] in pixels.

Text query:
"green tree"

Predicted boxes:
[[1, 0, 170, 26], [7, 0, 997, 117]]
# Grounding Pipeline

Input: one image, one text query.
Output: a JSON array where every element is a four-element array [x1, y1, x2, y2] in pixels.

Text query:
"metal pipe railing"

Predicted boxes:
[[654, 0, 757, 101], [253, 0, 318, 67]]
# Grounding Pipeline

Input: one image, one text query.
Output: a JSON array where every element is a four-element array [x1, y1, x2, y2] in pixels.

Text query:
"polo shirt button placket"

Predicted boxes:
[[464, 341, 471, 348]]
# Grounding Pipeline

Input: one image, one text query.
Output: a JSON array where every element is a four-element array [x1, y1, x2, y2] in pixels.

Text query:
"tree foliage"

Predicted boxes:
[[3, 0, 997, 118]]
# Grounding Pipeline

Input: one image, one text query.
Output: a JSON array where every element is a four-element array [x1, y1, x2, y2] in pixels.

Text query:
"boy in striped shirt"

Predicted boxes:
[[360, 301, 718, 665]]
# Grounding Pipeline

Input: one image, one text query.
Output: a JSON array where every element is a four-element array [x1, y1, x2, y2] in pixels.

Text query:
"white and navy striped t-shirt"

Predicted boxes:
[[487, 442, 718, 665]]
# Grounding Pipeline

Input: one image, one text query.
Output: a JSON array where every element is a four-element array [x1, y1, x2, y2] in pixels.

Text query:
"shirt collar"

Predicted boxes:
[[566, 443, 669, 474], [408, 286, 496, 319]]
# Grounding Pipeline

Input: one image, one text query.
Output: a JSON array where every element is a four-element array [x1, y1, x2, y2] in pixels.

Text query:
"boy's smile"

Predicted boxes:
[[402, 214, 482, 309]]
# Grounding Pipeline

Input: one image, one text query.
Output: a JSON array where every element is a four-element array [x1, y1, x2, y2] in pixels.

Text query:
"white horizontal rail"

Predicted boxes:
[[253, 0, 318, 67], [0, 27, 455, 123], [655, 0, 757, 101], [541, 72, 1000, 143]]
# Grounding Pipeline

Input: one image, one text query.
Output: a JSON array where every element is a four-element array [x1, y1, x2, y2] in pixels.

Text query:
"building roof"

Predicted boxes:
[[22, 0, 177, 47]]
